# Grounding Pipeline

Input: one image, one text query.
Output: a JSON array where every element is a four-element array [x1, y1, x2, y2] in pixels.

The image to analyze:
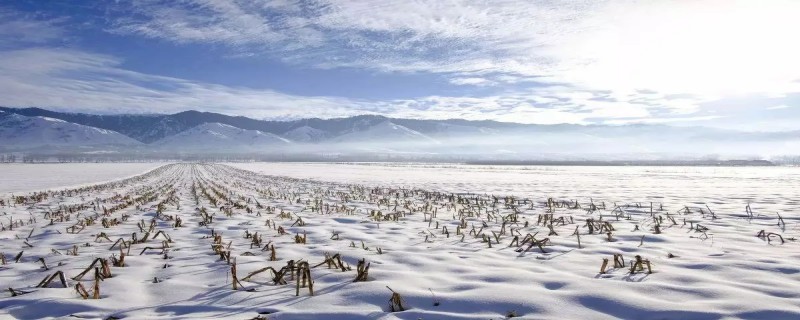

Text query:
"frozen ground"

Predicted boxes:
[[0, 163, 164, 193], [231, 162, 800, 214], [0, 163, 798, 320]]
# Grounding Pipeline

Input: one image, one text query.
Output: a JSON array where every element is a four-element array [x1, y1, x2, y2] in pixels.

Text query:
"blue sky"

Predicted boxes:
[[1, 0, 799, 131]]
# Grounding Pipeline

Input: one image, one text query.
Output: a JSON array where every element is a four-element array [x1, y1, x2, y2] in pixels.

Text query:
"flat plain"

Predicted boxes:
[[0, 163, 798, 319]]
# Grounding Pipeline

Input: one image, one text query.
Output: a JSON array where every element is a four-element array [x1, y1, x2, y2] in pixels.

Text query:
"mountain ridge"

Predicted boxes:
[[0, 107, 554, 143], [0, 111, 142, 150], [153, 122, 291, 152], [0, 107, 798, 158]]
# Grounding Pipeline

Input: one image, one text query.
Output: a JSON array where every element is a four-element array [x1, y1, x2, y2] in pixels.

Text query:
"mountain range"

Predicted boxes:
[[0, 107, 530, 143], [0, 107, 797, 159], [0, 111, 141, 149]]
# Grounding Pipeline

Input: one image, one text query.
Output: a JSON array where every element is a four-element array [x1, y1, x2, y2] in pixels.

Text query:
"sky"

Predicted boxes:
[[1, 0, 799, 131]]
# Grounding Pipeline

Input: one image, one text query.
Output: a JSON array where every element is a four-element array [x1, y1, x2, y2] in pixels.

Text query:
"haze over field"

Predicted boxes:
[[0, 108, 797, 161]]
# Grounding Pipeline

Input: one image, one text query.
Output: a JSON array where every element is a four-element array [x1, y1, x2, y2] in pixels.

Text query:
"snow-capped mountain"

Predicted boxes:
[[282, 125, 329, 143], [334, 120, 439, 144], [428, 123, 498, 137], [1, 107, 798, 159], [152, 123, 291, 152], [0, 111, 141, 149], [0, 108, 513, 144]]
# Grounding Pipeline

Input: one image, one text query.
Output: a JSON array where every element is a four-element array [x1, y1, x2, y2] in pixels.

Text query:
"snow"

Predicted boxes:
[[3, 110, 799, 158], [430, 123, 498, 137], [153, 123, 291, 151], [283, 126, 330, 143], [230, 163, 800, 213], [0, 163, 798, 319], [39, 117, 67, 123], [0, 112, 141, 148], [0, 163, 165, 193], [334, 121, 439, 144]]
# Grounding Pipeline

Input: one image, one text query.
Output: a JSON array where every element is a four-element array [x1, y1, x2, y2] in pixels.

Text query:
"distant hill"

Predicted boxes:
[[0, 111, 141, 150], [153, 122, 290, 152], [0, 106, 797, 159], [0, 107, 523, 143]]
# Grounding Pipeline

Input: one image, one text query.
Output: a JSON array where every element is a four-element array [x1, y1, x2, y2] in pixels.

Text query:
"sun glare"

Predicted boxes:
[[572, 1, 800, 97]]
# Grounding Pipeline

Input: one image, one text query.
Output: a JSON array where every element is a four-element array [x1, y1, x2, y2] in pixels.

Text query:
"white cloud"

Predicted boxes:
[[0, 7, 66, 47], [3, 1, 799, 130], [0, 48, 359, 118], [0, 47, 686, 125], [767, 104, 793, 110], [110, 0, 800, 99], [448, 77, 496, 87], [602, 116, 724, 126]]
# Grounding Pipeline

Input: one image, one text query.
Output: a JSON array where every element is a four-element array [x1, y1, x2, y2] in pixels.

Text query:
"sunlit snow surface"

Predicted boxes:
[[232, 162, 800, 214], [0, 163, 797, 319], [0, 163, 164, 193]]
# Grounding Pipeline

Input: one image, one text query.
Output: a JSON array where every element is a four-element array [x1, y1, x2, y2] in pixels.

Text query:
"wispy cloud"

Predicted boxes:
[[0, 47, 679, 124], [0, 48, 360, 118], [0, 7, 67, 47], [767, 104, 793, 110], [109, 0, 800, 97], [448, 77, 496, 87], [602, 116, 724, 126], [1, 1, 799, 130]]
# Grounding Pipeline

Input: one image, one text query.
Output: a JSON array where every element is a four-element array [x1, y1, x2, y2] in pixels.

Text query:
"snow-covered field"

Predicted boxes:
[[231, 162, 800, 215], [0, 163, 165, 193], [1, 163, 798, 319]]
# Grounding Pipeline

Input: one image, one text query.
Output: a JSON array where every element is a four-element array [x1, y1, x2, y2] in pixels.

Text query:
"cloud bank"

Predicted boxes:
[[0, 1, 799, 130]]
